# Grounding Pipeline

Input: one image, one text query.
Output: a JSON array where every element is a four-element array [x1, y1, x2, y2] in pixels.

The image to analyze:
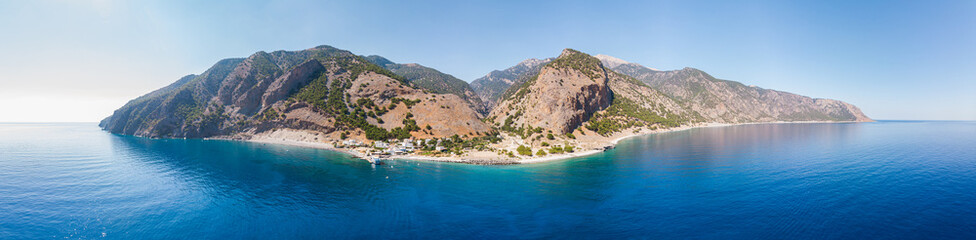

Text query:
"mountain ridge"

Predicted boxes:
[[470, 57, 553, 110], [364, 55, 487, 114], [101, 45, 490, 141], [599, 59, 872, 123], [101, 44, 871, 164]]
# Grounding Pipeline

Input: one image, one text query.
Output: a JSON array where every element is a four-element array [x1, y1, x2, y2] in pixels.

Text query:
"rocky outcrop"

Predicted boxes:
[[216, 51, 284, 116], [261, 60, 324, 109], [488, 49, 612, 134], [98, 58, 244, 137]]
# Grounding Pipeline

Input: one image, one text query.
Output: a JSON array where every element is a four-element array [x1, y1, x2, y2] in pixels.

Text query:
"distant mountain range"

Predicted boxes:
[[596, 55, 872, 123], [100, 44, 870, 161], [470, 57, 552, 110]]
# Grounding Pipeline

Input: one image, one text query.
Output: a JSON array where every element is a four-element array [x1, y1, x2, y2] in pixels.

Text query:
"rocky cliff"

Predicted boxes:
[[487, 49, 612, 134], [486, 49, 698, 137]]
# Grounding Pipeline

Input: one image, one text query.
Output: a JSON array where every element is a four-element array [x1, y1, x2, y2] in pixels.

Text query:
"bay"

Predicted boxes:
[[0, 121, 974, 239]]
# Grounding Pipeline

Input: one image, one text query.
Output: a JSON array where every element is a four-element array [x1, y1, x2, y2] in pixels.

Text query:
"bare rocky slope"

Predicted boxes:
[[598, 55, 873, 123], [365, 55, 487, 114], [487, 49, 612, 134], [100, 45, 490, 141], [487, 49, 699, 138]]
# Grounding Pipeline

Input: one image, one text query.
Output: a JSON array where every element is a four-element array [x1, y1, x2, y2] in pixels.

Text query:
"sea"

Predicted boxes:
[[0, 121, 974, 239]]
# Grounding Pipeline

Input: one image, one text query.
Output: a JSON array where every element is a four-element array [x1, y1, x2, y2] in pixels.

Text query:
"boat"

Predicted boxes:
[[367, 157, 382, 165]]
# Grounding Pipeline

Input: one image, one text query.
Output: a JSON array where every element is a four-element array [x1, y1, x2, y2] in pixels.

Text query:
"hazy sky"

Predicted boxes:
[[1, 0, 974, 122]]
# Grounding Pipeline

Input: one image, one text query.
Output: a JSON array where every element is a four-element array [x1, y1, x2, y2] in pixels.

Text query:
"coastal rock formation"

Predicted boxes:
[[100, 45, 490, 141], [487, 49, 612, 134], [101, 44, 873, 164]]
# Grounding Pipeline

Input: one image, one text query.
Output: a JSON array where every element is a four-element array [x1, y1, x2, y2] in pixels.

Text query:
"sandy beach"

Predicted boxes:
[[212, 121, 849, 165], [214, 121, 857, 165]]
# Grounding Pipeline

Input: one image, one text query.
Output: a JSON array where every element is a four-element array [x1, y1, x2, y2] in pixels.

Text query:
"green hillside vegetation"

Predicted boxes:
[[585, 96, 687, 136], [365, 56, 485, 111], [499, 74, 539, 103], [469, 58, 552, 108], [548, 49, 605, 80], [389, 65, 472, 97], [498, 49, 606, 103], [516, 145, 533, 156], [290, 56, 415, 140]]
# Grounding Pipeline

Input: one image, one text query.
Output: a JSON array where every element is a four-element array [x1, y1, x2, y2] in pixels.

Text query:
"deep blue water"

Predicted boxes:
[[1, 121, 974, 239]]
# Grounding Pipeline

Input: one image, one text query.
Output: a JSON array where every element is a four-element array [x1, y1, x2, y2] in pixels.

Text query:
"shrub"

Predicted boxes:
[[516, 145, 532, 156], [364, 125, 390, 140], [391, 127, 411, 139], [549, 146, 564, 154]]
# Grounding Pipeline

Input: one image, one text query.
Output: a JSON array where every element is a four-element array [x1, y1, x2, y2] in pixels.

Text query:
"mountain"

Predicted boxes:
[[598, 56, 873, 123], [101, 44, 871, 163], [100, 45, 490, 141], [486, 49, 695, 137], [470, 58, 552, 110], [365, 55, 487, 114]]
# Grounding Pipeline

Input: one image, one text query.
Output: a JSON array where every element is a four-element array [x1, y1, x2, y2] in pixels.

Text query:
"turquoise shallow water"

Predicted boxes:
[[0, 121, 974, 239]]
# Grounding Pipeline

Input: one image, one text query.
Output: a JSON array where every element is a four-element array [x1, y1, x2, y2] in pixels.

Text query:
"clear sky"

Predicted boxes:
[[1, 0, 974, 122]]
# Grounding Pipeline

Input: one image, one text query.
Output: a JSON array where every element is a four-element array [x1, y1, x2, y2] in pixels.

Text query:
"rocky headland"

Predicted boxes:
[[101, 45, 871, 164]]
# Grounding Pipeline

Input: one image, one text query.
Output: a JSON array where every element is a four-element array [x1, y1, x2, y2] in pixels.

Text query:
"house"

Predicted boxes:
[[374, 141, 389, 149], [342, 139, 361, 147]]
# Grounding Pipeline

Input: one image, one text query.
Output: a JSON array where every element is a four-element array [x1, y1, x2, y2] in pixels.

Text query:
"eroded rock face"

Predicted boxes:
[[216, 52, 282, 116], [261, 60, 325, 109], [488, 49, 612, 134]]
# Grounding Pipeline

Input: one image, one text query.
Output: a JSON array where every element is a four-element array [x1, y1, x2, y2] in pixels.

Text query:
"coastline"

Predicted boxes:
[[215, 121, 859, 165]]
